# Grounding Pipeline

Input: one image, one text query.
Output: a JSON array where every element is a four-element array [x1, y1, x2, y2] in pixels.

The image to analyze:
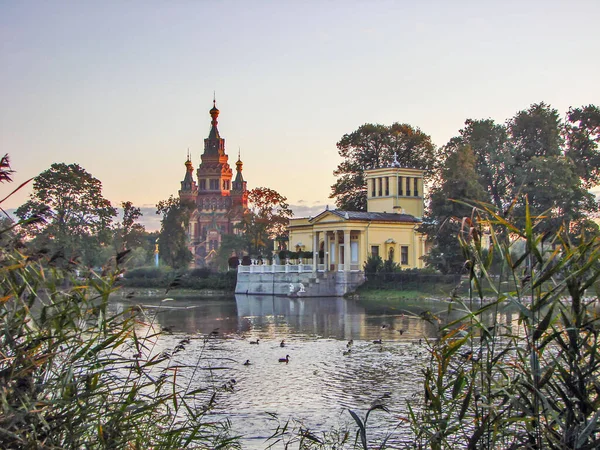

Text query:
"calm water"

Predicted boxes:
[[111, 293, 518, 449]]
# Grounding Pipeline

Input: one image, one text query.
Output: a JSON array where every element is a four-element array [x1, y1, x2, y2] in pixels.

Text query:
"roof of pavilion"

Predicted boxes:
[[308, 209, 420, 224]]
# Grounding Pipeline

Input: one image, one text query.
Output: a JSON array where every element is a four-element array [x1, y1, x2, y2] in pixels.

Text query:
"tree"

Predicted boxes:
[[424, 145, 488, 273], [114, 201, 146, 250], [237, 187, 293, 255], [15, 163, 116, 265], [156, 196, 195, 269], [445, 103, 599, 233], [330, 123, 439, 210], [425, 102, 600, 274], [445, 119, 513, 213], [564, 104, 600, 188], [508, 103, 597, 233], [214, 234, 249, 270]]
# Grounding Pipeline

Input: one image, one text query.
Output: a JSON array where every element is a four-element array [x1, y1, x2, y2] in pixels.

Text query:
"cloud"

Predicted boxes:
[[289, 203, 327, 218]]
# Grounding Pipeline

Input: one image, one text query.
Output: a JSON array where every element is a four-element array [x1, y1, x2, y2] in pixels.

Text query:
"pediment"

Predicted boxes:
[[310, 211, 345, 224]]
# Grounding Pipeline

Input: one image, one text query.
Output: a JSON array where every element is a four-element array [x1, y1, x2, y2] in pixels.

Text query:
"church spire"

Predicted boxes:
[[209, 97, 220, 139], [233, 147, 246, 191], [180, 148, 197, 198]]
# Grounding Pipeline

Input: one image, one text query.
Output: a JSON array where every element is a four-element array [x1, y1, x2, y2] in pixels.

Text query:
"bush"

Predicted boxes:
[[363, 255, 383, 274], [124, 266, 167, 279], [188, 267, 212, 278], [228, 256, 240, 269], [299, 251, 312, 260]]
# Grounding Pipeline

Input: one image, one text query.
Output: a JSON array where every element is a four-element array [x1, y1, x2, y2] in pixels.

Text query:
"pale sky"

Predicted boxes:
[[2, 1, 599, 226]]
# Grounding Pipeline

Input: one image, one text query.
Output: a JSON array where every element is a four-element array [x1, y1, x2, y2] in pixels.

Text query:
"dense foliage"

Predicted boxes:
[[15, 163, 117, 267], [330, 123, 439, 211], [121, 266, 236, 291], [425, 103, 600, 273], [235, 187, 293, 256], [156, 195, 195, 269]]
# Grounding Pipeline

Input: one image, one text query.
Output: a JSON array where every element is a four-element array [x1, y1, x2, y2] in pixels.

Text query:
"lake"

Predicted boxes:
[[111, 293, 519, 449]]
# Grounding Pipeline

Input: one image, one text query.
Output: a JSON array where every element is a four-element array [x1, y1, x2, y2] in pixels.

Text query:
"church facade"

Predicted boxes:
[[178, 101, 248, 267]]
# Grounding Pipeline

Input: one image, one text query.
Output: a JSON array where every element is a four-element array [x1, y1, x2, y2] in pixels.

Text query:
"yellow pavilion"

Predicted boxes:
[[287, 164, 427, 272]]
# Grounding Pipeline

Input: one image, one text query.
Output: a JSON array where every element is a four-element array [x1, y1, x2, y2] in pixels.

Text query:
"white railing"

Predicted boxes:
[[237, 262, 362, 273], [238, 263, 314, 274]]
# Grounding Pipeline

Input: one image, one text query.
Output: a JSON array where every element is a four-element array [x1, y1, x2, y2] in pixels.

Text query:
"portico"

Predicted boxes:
[[289, 208, 425, 275]]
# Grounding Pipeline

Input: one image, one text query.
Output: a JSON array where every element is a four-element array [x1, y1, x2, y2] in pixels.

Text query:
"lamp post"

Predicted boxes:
[[154, 238, 159, 267]]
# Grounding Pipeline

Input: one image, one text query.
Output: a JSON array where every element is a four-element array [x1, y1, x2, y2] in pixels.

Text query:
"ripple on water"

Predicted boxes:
[[112, 297, 457, 449]]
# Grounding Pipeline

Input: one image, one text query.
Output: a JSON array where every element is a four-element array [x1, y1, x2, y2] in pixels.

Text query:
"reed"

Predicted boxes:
[[408, 199, 600, 449]]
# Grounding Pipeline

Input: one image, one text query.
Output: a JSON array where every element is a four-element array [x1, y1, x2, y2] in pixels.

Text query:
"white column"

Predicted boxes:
[[344, 230, 351, 272], [336, 230, 342, 271], [312, 231, 318, 272], [324, 231, 330, 271]]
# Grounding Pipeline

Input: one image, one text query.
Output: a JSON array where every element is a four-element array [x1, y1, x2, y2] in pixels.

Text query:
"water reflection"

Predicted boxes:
[[111, 293, 520, 449], [115, 294, 455, 341]]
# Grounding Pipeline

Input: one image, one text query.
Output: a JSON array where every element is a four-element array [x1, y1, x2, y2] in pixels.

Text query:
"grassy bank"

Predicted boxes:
[[351, 285, 452, 313]]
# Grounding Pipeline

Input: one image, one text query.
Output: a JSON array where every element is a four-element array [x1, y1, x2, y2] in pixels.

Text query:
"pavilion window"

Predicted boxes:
[[351, 241, 358, 263], [371, 179, 376, 198], [378, 178, 382, 197], [385, 177, 389, 196], [414, 178, 419, 196], [371, 245, 379, 258], [401, 246, 409, 265], [406, 177, 411, 196], [398, 176, 403, 196], [199, 180, 206, 190]]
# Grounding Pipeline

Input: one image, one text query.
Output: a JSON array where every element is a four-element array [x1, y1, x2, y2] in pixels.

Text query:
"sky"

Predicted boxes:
[[1, 1, 599, 230]]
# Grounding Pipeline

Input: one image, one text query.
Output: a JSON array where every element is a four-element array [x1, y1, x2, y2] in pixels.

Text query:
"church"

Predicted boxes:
[[178, 100, 249, 267]]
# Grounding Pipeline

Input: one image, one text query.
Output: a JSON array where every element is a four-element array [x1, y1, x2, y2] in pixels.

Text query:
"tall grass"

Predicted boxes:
[[0, 233, 238, 448], [408, 200, 600, 449]]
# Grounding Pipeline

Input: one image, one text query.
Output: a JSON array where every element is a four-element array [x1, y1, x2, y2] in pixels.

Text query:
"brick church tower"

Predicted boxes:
[[179, 100, 248, 266]]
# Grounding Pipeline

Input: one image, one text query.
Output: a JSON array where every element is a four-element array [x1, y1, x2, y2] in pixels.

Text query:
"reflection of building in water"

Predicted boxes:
[[234, 295, 367, 339], [179, 100, 249, 267]]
